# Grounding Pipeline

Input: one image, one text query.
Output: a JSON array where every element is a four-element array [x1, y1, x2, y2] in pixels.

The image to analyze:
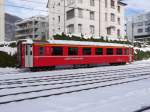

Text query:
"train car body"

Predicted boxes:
[[17, 39, 134, 69]]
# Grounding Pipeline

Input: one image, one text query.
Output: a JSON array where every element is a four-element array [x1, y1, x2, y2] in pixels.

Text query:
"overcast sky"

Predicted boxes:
[[5, 0, 48, 18], [4, 0, 150, 18]]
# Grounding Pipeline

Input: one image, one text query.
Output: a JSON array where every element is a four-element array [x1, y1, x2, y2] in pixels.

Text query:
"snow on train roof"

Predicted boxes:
[[23, 39, 132, 47], [47, 40, 131, 47]]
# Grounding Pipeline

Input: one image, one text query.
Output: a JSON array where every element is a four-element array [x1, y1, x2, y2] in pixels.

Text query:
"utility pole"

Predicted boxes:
[[64, 0, 66, 34], [0, 0, 5, 42], [99, 0, 101, 37]]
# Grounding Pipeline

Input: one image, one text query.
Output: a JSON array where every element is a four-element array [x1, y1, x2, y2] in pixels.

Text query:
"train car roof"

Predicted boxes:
[[47, 40, 132, 47], [22, 39, 132, 47]]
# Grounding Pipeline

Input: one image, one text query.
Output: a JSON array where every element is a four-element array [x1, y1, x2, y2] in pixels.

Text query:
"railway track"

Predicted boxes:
[[0, 72, 149, 97], [0, 76, 149, 105], [1, 65, 150, 85], [0, 64, 149, 80], [0, 69, 150, 90], [0, 67, 150, 105], [134, 106, 150, 112], [0, 62, 150, 105]]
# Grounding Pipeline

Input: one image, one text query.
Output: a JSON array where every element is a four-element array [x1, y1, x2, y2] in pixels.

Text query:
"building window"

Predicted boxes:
[[57, 2, 60, 6], [58, 16, 60, 23], [68, 47, 78, 55], [145, 27, 150, 32], [67, 9, 75, 20], [105, 13, 108, 21], [116, 48, 122, 55], [111, 13, 115, 22], [67, 0, 75, 5], [39, 47, 44, 55], [58, 27, 61, 31], [107, 28, 111, 35], [52, 47, 63, 56], [78, 9, 83, 18], [117, 29, 120, 37], [145, 21, 150, 26], [136, 22, 143, 26], [111, 0, 115, 8], [90, 0, 95, 6], [95, 48, 103, 55], [137, 29, 143, 33], [90, 11, 95, 20], [107, 48, 113, 55], [78, 0, 83, 3], [118, 6, 120, 12], [90, 25, 95, 34], [78, 24, 82, 33], [67, 24, 74, 33], [83, 48, 91, 55], [105, 0, 107, 8], [117, 17, 120, 25]]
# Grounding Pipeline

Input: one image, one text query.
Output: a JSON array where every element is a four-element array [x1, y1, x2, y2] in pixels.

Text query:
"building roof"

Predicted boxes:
[[118, 0, 127, 6]]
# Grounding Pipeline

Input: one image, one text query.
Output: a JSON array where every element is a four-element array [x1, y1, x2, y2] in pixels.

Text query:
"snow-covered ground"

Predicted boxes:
[[0, 60, 150, 112]]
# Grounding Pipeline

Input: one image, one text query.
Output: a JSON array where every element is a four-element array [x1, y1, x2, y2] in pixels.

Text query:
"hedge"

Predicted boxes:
[[134, 50, 150, 61], [53, 34, 132, 45], [0, 51, 17, 67]]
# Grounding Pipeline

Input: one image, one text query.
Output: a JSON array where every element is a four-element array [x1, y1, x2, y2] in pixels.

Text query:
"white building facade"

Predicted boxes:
[[0, 0, 5, 42], [48, 0, 127, 40]]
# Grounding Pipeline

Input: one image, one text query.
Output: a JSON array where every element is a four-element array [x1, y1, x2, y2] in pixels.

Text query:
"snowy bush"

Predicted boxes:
[[53, 34, 131, 45], [134, 50, 150, 61]]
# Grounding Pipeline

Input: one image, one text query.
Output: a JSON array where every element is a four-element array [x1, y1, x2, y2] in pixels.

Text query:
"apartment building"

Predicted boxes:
[[127, 12, 150, 42], [15, 16, 49, 40], [48, 0, 127, 40], [0, 0, 5, 42]]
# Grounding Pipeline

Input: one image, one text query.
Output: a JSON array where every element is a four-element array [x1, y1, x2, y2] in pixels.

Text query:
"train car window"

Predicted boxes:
[[52, 47, 63, 56], [30, 45, 32, 55], [95, 48, 103, 55], [39, 47, 44, 55], [68, 47, 78, 56], [82, 48, 91, 55], [125, 48, 129, 55], [116, 48, 122, 55], [106, 48, 113, 55]]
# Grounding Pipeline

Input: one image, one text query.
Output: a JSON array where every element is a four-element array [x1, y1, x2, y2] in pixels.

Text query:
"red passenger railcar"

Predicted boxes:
[[17, 39, 134, 69]]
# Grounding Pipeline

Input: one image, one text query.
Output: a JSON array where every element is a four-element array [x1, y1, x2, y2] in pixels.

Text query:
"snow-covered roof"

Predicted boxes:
[[47, 40, 131, 47], [21, 39, 132, 47]]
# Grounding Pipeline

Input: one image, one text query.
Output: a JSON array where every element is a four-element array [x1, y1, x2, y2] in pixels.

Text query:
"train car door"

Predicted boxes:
[[17, 42, 22, 67], [25, 44, 33, 67]]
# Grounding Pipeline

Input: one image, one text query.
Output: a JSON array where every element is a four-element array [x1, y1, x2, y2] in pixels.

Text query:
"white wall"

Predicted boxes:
[[49, 0, 126, 40], [0, 0, 5, 42]]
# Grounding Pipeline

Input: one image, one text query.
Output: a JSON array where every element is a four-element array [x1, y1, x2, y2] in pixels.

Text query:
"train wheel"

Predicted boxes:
[[121, 62, 126, 65], [49, 66, 56, 70], [30, 67, 38, 72]]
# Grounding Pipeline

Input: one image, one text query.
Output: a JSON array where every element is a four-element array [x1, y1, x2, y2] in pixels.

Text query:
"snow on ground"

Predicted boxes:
[[1, 76, 150, 112], [0, 46, 17, 55], [0, 60, 150, 112]]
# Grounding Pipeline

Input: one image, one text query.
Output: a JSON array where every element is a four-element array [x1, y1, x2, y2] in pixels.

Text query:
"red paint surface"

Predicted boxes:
[[18, 42, 134, 68]]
